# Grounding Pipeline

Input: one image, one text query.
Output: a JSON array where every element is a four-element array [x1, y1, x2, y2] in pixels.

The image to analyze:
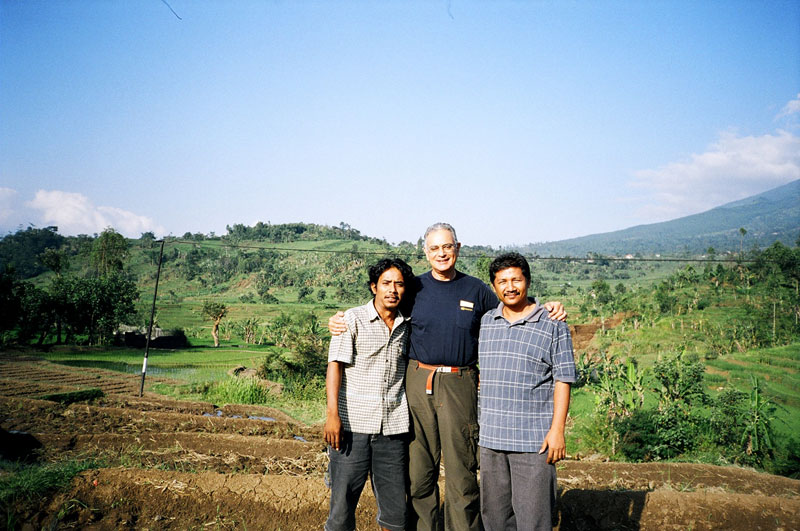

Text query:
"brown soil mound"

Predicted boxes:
[[569, 312, 633, 353], [570, 323, 601, 352], [2, 355, 798, 530]]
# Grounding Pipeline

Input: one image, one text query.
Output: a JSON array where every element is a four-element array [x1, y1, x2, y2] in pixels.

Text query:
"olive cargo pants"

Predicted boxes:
[[406, 359, 481, 531]]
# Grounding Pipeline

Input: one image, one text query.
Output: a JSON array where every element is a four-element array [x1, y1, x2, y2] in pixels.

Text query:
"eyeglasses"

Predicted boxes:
[[427, 243, 457, 253]]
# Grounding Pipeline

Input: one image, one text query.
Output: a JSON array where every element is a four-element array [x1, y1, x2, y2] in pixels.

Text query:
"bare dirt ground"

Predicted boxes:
[[1, 354, 799, 530]]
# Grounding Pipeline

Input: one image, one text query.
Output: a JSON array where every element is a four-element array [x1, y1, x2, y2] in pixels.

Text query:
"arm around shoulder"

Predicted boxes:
[[543, 300, 567, 321], [327, 310, 347, 336]]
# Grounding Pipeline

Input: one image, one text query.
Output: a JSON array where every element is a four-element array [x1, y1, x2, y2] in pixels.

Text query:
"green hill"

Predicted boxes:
[[519, 180, 800, 257]]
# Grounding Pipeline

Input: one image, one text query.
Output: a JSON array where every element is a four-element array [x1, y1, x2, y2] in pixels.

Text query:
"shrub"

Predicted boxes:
[[262, 311, 329, 378], [709, 388, 748, 448], [261, 292, 279, 304], [652, 402, 705, 459], [772, 437, 800, 478], [616, 410, 659, 461], [652, 353, 707, 407], [205, 377, 272, 405]]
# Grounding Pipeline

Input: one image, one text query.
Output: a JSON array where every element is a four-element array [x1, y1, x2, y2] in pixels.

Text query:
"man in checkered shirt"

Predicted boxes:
[[324, 258, 414, 531], [478, 252, 576, 531]]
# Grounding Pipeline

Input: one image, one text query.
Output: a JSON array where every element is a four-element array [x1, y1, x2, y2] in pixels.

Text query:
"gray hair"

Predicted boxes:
[[423, 222, 458, 248]]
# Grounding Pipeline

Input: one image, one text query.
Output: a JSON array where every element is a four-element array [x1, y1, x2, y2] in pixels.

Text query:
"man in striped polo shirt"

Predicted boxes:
[[478, 252, 576, 530], [324, 258, 414, 531]]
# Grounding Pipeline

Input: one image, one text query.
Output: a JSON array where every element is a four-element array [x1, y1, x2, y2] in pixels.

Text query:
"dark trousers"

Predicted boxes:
[[326, 431, 408, 531], [406, 359, 481, 531]]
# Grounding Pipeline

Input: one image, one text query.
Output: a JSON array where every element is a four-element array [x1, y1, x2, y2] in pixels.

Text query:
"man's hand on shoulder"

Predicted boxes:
[[543, 301, 567, 321], [328, 311, 347, 336]]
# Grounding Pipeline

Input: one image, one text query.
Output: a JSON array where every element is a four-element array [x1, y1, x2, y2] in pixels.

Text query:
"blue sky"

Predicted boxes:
[[1, 0, 799, 246]]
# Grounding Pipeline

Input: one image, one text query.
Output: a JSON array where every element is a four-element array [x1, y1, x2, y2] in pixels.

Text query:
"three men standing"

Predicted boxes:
[[327, 224, 568, 530]]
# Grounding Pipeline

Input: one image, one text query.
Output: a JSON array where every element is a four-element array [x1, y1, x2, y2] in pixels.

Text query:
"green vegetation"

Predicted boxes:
[[0, 226, 67, 278], [572, 349, 799, 476], [1, 221, 799, 476], [562, 243, 800, 475], [0, 227, 139, 347], [42, 342, 329, 423], [45, 346, 274, 384], [170, 374, 327, 425], [0, 458, 101, 528]]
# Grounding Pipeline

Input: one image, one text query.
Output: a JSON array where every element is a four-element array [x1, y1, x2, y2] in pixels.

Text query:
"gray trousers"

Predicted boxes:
[[479, 447, 557, 531]]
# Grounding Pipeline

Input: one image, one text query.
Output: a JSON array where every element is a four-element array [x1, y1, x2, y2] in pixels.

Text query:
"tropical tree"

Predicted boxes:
[[15, 282, 53, 345], [91, 228, 129, 276], [739, 227, 747, 258], [0, 226, 65, 278], [741, 376, 777, 464], [202, 301, 228, 347], [0, 267, 22, 345], [38, 248, 70, 276], [52, 274, 139, 345]]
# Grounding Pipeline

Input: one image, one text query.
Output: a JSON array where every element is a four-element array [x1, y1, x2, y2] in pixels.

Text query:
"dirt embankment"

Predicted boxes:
[[2, 356, 798, 530], [569, 312, 630, 353]]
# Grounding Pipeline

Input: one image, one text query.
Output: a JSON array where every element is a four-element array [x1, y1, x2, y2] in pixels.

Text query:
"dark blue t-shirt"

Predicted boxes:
[[406, 270, 497, 367]]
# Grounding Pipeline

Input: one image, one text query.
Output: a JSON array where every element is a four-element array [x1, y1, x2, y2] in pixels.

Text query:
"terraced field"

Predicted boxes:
[[1, 355, 799, 530]]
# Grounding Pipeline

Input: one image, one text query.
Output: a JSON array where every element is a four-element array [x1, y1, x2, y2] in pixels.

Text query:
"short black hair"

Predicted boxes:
[[489, 252, 531, 284], [367, 258, 414, 296]]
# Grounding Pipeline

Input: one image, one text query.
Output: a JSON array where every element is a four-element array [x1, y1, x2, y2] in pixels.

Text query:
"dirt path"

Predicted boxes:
[[2, 355, 799, 530]]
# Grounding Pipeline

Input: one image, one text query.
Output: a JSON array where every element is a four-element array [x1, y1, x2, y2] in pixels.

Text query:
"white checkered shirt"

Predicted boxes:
[[328, 300, 409, 435]]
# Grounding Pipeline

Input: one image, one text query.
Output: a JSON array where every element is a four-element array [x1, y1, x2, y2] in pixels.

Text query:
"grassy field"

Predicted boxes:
[[40, 345, 328, 425], [705, 343, 800, 438]]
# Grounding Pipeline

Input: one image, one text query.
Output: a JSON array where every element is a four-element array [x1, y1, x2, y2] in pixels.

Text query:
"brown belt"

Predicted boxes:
[[414, 360, 471, 395]]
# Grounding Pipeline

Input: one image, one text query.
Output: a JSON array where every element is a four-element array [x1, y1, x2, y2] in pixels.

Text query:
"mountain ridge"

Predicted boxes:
[[516, 180, 800, 256]]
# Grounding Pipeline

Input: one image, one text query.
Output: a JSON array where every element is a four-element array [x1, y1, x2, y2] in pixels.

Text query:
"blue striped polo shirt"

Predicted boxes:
[[478, 301, 576, 452]]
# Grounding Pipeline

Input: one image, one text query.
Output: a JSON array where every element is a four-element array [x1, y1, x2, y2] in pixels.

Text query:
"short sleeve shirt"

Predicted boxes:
[[327, 301, 409, 436], [478, 301, 577, 452], [407, 271, 498, 366]]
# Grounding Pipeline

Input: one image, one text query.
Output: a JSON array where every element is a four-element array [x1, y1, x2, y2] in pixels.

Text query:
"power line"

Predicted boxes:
[[168, 239, 761, 263]]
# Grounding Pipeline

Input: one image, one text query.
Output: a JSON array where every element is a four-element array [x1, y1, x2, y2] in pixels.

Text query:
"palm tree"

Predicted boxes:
[[739, 227, 747, 258]]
